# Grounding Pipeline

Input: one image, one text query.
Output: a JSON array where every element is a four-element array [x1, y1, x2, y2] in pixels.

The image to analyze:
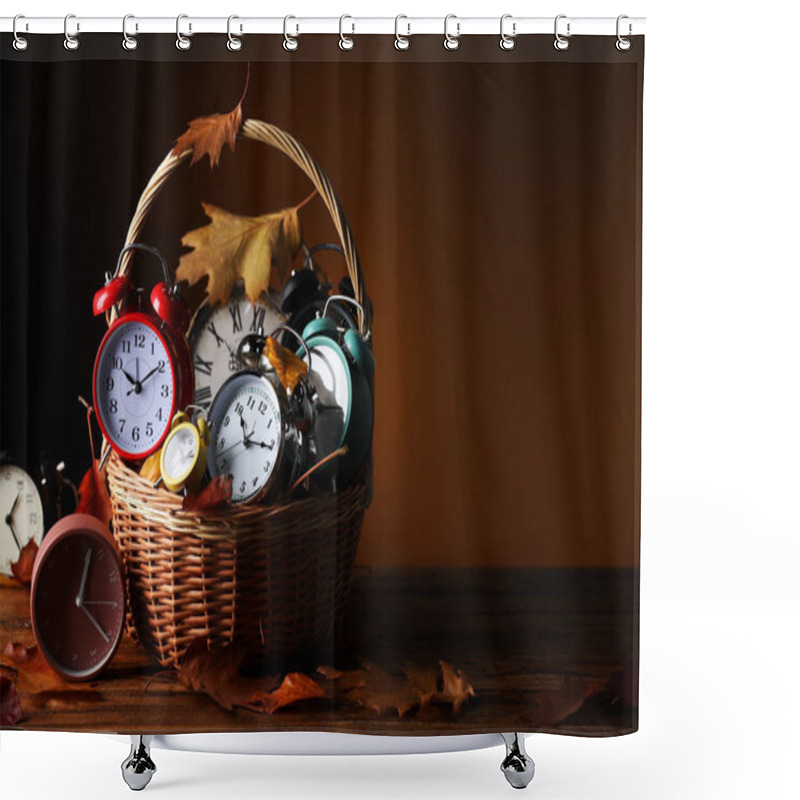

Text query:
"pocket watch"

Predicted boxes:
[[30, 513, 126, 681], [92, 244, 194, 462], [159, 412, 210, 493], [187, 284, 285, 413], [206, 346, 303, 504], [0, 460, 45, 576]]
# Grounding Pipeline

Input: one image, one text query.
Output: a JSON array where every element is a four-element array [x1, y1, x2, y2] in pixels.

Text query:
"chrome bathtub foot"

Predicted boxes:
[[500, 733, 535, 789], [121, 735, 156, 791]]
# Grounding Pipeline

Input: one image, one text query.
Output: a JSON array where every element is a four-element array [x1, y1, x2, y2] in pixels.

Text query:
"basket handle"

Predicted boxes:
[[116, 119, 371, 334]]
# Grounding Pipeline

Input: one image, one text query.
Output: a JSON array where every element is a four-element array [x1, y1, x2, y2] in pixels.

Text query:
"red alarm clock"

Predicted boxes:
[[92, 243, 193, 461], [30, 514, 126, 680]]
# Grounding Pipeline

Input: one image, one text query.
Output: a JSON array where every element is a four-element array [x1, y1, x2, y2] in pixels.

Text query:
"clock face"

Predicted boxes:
[[31, 515, 125, 680], [162, 427, 198, 482], [307, 341, 352, 461], [94, 313, 176, 459], [207, 372, 284, 503], [188, 288, 285, 414], [0, 464, 44, 576]]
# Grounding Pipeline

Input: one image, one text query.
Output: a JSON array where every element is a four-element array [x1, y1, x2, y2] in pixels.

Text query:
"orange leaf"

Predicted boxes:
[[10, 539, 38, 585], [2, 641, 63, 694], [75, 400, 112, 527], [177, 201, 305, 307], [438, 660, 476, 715], [247, 672, 326, 715], [0, 676, 23, 726], [182, 475, 232, 511], [264, 336, 308, 393]]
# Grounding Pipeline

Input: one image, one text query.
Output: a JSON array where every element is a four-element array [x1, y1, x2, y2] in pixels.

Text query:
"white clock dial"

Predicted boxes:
[[95, 319, 175, 458], [188, 288, 285, 413], [0, 464, 45, 576], [307, 342, 351, 461], [207, 373, 284, 503], [162, 427, 197, 482]]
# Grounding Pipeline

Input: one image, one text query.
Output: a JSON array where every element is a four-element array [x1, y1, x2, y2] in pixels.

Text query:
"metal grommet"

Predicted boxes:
[[176, 14, 192, 50], [339, 14, 354, 50], [444, 14, 460, 51], [394, 15, 410, 50], [500, 14, 516, 50], [13, 15, 29, 51], [616, 14, 632, 51], [553, 14, 570, 51], [283, 15, 298, 51], [227, 15, 242, 51], [122, 14, 138, 51], [63, 13, 80, 51]]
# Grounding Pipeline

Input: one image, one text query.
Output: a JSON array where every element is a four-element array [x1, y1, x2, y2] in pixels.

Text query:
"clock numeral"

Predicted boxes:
[[151, 342, 155, 355], [112, 356, 123, 370], [29, 512, 37, 524], [122, 340, 131, 354], [208, 322, 225, 348], [158, 360, 166, 373], [258, 401, 267, 415], [263, 461, 270, 472], [251, 306, 266, 333], [196, 386, 212, 409], [132, 426, 140, 442], [109, 399, 118, 414], [105, 376, 114, 391], [161, 384, 170, 398], [156, 407, 163, 421], [235, 402, 244, 416], [119, 419, 126, 433], [239, 480, 247, 495], [194, 355, 213, 376], [134, 333, 145, 348], [230, 304, 243, 334], [252, 477, 259, 487], [146, 422, 153, 437], [220, 459, 229, 471], [218, 437, 226, 450], [223, 415, 231, 428], [247, 396, 256, 410]]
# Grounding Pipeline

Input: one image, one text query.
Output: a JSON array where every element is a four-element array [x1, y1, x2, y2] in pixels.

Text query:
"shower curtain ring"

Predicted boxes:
[[500, 14, 516, 50], [176, 14, 192, 50], [12, 15, 29, 51], [63, 13, 80, 51], [554, 14, 570, 51], [444, 14, 460, 51], [394, 15, 410, 50], [283, 16, 299, 51], [227, 15, 242, 51], [122, 15, 138, 51], [616, 15, 632, 51], [339, 15, 355, 50]]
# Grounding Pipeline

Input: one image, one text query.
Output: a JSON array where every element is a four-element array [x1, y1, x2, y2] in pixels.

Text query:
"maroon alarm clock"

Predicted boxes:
[[92, 242, 193, 462], [30, 514, 126, 680]]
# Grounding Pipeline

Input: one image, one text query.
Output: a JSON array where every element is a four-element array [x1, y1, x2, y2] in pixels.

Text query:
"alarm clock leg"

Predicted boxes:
[[500, 733, 535, 789], [121, 735, 157, 791]]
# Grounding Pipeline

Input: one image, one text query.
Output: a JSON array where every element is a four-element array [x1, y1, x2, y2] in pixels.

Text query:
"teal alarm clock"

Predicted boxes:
[[301, 295, 374, 488]]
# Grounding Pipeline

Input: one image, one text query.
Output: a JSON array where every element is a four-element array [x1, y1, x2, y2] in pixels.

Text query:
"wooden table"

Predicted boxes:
[[1, 568, 637, 735]]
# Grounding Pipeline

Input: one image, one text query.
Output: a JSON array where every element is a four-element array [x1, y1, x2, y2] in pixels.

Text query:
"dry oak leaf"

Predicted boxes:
[[182, 474, 232, 511], [344, 661, 421, 719], [177, 202, 304, 307], [0, 675, 23, 726], [438, 660, 476, 716], [172, 102, 243, 169], [247, 672, 327, 715], [265, 336, 308, 393], [10, 538, 38, 585]]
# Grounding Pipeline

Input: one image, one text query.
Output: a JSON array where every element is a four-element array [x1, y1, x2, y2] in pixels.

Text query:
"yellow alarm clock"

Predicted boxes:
[[159, 412, 210, 493]]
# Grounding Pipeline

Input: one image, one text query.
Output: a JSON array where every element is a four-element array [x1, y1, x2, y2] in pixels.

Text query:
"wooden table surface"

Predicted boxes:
[[1, 568, 638, 736]]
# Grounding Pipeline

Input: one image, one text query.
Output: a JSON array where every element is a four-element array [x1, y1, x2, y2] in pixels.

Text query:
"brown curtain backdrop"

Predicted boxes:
[[1, 35, 642, 569]]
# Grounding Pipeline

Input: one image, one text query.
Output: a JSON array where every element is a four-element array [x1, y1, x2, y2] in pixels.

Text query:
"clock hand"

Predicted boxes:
[[139, 364, 161, 386], [135, 357, 140, 383], [80, 604, 111, 644], [77, 548, 91, 604], [216, 440, 244, 459], [84, 600, 119, 607], [250, 440, 276, 450], [5, 519, 21, 551], [4, 493, 22, 549], [119, 367, 137, 385]]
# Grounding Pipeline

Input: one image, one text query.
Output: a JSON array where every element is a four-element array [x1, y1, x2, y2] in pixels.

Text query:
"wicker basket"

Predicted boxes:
[[106, 120, 372, 668]]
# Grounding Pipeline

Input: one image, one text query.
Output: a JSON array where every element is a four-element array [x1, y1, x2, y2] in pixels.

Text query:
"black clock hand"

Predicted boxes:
[[138, 364, 161, 386], [120, 368, 137, 385], [251, 440, 276, 450], [216, 440, 244, 459], [4, 494, 22, 550]]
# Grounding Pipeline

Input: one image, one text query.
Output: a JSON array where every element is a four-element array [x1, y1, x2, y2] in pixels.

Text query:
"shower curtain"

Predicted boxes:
[[0, 30, 643, 737]]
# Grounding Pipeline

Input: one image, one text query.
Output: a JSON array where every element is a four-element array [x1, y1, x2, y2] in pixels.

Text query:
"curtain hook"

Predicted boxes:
[[616, 14, 632, 51], [500, 14, 516, 50], [12, 14, 29, 51], [394, 15, 410, 50], [176, 14, 192, 50], [63, 13, 80, 51], [227, 15, 242, 51], [554, 14, 570, 51], [283, 15, 299, 51], [339, 14, 355, 50], [444, 14, 460, 51], [122, 15, 138, 51]]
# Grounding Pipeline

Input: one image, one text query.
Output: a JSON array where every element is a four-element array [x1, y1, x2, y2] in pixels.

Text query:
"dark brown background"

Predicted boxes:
[[1, 35, 642, 569]]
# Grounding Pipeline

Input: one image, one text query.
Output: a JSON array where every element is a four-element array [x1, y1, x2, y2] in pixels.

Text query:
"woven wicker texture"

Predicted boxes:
[[106, 120, 372, 667]]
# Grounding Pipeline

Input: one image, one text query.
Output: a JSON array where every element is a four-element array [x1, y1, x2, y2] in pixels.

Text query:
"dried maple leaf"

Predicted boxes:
[[182, 475, 232, 511], [75, 400, 112, 527], [172, 67, 249, 168], [247, 672, 326, 715], [344, 661, 421, 719], [264, 336, 308, 393], [0, 676, 23, 726], [2, 642, 63, 694], [10, 538, 38, 585], [438, 661, 476, 715]]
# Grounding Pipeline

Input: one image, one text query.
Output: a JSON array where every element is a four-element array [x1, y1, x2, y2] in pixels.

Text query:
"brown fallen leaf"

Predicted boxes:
[[10, 539, 38, 585], [264, 336, 308, 393], [439, 660, 476, 715], [2, 641, 64, 694], [182, 475, 232, 511], [345, 661, 421, 719], [247, 672, 326, 715], [172, 67, 249, 168], [403, 663, 439, 710], [177, 200, 308, 307], [0, 676, 23, 726], [75, 400, 112, 527]]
